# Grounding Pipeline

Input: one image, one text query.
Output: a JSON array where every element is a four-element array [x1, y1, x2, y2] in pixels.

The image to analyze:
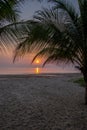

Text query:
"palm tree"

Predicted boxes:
[[14, 0, 87, 104], [0, 0, 41, 50], [0, 0, 26, 50]]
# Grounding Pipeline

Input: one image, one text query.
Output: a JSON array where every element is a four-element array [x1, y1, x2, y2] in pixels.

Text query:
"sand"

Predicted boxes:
[[0, 73, 87, 130]]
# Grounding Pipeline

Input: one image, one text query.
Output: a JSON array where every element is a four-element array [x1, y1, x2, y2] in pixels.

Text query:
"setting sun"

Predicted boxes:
[[36, 60, 40, 64]]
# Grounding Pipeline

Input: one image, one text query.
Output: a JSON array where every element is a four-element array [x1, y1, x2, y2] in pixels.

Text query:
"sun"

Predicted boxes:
[[35, 59, 40, 64], [34, 59, 41, 74]]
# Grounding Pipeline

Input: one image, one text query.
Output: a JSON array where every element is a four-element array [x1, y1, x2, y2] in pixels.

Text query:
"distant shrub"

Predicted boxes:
[[74, 78, 85, 87]]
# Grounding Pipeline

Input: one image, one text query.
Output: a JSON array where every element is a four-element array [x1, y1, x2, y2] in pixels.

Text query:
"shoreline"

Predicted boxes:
[[0, 72, 81, 77]]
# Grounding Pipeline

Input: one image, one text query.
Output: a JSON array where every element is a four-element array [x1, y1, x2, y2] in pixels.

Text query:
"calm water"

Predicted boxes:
[[0, 67, 78, 74]]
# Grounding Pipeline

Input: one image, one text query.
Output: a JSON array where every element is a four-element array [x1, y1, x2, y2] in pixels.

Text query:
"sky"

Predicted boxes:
[[0, 0, 79, 74]]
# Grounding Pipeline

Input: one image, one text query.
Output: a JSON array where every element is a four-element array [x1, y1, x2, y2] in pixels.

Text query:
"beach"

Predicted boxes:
[[0, 73, 87, 130]]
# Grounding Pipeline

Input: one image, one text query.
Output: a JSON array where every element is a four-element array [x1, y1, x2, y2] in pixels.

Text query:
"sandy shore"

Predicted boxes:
[[0, 73, 87, 130]]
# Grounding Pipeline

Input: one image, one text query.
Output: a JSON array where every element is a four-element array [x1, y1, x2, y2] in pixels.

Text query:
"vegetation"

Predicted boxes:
[[0, 0, 26, 50], [74, 78, 85, 87], [13, 0, 87, 104], [0, 0, 41, 51]]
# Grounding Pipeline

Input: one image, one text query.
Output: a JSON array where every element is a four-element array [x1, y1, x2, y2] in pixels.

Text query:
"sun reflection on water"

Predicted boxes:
[[35, 67, 40, 74]]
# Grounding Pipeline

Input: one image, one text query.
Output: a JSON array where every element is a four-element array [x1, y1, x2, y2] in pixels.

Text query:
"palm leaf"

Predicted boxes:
[[14, 0, 87, 71]]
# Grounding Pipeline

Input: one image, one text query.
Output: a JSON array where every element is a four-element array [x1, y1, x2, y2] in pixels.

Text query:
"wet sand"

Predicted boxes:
[[0, 73, 87, 130]]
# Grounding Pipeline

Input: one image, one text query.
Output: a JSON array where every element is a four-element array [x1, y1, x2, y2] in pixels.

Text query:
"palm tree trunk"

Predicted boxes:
[[85, 85, 87, 105], [83, 72, 87, 105]]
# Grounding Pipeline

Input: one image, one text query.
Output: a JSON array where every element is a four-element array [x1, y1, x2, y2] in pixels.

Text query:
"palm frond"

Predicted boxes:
[[49, 0, 79, 22], [0, 20, 34, 52], [0, 0, 28, 51], [78, 0, 87, 40], [14, 0, 87, 72], [34, 47, 74, 66], [0, 0, 20, 22]]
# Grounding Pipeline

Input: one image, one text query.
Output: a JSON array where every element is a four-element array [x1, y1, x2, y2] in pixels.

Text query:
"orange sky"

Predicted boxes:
[[0, 50, 78, 74]]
